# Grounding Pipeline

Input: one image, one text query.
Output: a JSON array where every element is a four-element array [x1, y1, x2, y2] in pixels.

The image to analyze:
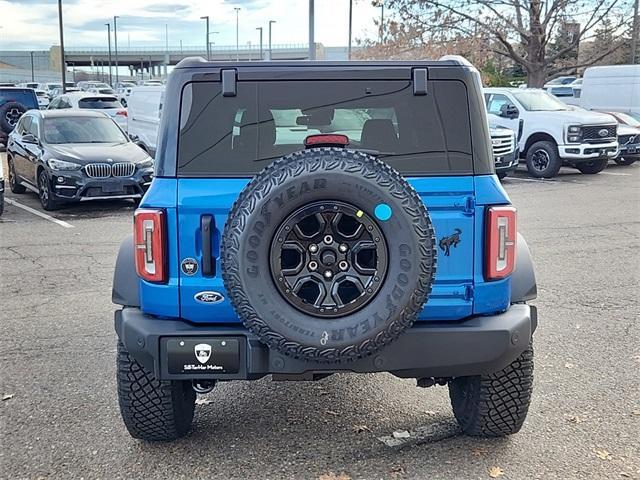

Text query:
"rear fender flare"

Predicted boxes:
[[511, 232, 537, 303], [112, 236, 140, 307]]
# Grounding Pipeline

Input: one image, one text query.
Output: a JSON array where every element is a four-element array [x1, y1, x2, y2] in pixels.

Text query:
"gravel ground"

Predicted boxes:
[[1, 154, 639, 480]]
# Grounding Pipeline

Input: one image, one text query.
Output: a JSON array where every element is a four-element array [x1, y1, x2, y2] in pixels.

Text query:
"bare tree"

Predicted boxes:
[[371, 0, 633, 86]]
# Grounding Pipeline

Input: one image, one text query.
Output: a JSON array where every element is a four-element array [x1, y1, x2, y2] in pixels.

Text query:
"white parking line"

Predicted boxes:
[[600, 171, 631, 176], [507, 177, 549, 183], [5, 198, 74, 229]]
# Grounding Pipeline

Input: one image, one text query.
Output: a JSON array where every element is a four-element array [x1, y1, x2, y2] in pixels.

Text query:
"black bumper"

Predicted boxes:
[[115, 305, 537, 381], [494, 148, 519, 173]]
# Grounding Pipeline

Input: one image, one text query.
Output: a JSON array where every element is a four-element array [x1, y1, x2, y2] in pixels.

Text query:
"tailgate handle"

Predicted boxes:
[[201, 215, 215, 277]]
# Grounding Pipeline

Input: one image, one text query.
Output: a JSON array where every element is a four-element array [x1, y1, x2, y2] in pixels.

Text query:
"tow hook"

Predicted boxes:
[[192, 380, 216, 394]]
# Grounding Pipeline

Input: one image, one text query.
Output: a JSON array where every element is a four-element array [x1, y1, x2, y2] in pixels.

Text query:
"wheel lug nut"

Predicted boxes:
[[338, 244, 348, 253], [309, 244, 318, 253], [323, 235, 333, 245], [339, 261, 349, 271], [309, 261, 318, 271], [324, 270, 333, 279]]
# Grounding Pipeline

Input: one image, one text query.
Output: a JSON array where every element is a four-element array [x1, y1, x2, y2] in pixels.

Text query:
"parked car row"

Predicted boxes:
[[0, 67, 637, 217], [484, 86, 638, 178]]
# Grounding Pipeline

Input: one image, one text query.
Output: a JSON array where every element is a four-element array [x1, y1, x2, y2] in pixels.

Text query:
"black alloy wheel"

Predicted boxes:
[[530, 149, 550, 172], [38, 170, 58, 211], [270, 201, 388, 318]]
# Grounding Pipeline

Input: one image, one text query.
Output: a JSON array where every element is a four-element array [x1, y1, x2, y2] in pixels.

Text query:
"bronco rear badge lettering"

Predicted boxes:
[[439, 228, 462, 256]]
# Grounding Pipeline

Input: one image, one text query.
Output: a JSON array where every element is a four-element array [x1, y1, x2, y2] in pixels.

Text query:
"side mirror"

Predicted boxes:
[[22, 133, 38, 144], [500, 104, 518, 119]]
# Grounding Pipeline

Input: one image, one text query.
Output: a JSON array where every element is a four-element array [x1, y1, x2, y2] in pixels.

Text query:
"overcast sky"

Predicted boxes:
[[0, 0, 383, 50]]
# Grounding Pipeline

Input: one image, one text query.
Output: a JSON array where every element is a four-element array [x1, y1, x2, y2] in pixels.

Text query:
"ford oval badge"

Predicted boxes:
[[194, 291, 225, 304]]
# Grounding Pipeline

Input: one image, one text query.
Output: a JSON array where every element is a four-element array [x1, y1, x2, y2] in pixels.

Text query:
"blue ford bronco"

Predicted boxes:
[[113, 56, 537, 442]]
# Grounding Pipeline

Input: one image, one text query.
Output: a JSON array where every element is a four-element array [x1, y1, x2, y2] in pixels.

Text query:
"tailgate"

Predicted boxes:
[[177, 176, 475, 323]]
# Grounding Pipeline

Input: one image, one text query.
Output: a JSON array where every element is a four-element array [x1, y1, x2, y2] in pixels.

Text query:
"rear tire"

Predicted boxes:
[[8, 158, 26, 194], [117, 341, 196, 441], [613, 157, 636, 166], [38, 170, 58, 211], [526, 141, 561, 178], [575, 159, 607, 174], [449, 343, 533, 437]]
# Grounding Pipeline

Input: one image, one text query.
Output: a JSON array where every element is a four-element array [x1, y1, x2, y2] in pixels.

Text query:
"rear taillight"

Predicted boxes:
[[134, 209, 167, 283], [116, 110, 128, 117], [485, 206, 517, 280]]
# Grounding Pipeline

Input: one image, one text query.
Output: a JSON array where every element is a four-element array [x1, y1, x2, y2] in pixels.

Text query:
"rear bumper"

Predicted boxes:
[[115, 304, 537, 381]]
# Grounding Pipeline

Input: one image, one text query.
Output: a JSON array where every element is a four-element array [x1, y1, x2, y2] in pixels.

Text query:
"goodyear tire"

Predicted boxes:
[[222, 148, 437, 363]]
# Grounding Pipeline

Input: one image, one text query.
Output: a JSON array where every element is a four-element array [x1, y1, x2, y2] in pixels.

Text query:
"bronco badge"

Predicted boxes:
[[439, 228, 462, 257]]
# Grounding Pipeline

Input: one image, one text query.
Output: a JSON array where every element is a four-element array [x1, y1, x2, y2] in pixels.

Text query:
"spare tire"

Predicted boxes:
[[222, 148, 437, 363], [0, 102, 28, 133]]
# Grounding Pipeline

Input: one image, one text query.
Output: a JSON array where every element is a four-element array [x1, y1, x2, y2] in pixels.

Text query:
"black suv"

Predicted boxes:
[[113, 58, 538, 442], [0, 87, 39, 148]]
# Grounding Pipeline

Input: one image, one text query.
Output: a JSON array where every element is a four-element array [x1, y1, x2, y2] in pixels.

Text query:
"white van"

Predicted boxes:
[[126, 85, 164, 157], [578, 65, 640, 117]]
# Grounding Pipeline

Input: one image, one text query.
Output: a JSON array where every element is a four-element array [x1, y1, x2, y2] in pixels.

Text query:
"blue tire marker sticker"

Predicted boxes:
[[374, 203, 392, 221]]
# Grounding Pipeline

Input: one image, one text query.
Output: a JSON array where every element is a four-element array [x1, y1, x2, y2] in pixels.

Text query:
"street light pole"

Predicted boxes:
[[113, 15, 119, 84], [57, 0, 67, 92], [200, 16, 210, 60], [268, 20, 276, 61], [379, 3, 384, 44], [234, 7, 241, 61], [632, 0, 639, 63], [308, 0, 315, 60], [348, 0, 353, 60], [105, 23, 113, 86], [30, 51, 35, 82], [256, 27, 263, 60]]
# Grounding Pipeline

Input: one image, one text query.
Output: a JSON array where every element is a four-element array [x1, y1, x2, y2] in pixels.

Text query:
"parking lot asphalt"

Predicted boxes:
[[1, 152, 639, 480]]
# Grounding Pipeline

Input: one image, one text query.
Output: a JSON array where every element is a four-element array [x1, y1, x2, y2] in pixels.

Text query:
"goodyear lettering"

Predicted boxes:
[[245, 179, 327, 278]]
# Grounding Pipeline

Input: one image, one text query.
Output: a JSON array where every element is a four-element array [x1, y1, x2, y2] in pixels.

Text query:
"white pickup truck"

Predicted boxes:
[[484, 88, 618, 178]]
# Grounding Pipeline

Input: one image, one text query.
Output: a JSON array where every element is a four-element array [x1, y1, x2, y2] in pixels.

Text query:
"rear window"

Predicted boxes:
[[78, 97, 121, 109], [178, 80, 472, 176], [0, 89, 39, 109]]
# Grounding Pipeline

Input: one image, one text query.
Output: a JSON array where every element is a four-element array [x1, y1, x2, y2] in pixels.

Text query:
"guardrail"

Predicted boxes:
[[64, 44, 309, 54]]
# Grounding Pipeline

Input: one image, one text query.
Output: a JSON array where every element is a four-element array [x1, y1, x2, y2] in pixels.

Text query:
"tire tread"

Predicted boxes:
[[449, 344, 534, 437], [116, 341, 195, 441]]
